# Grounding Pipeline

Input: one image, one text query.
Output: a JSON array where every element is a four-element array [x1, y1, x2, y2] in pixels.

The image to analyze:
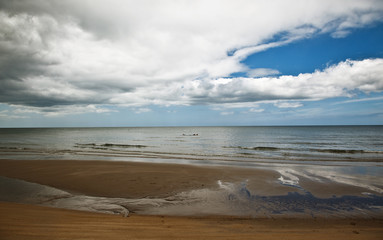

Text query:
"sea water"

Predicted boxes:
[[0, 126, 382, 165]]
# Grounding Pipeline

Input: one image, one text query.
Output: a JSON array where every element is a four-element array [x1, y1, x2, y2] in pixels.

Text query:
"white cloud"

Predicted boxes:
[[44, 105, 117, 117], [106, 58, 383, 109], [242, 108, 265, 114], [330, 11, 383, 38], [3, 105, 116, 118], [335, 96, 383, 104], [274, 102, 303, 108], [0, 110, 29, 119], [180, 58, 383, 105], [211, 102, 266, 109], [247, 68, 281, 77], [0, 0, 382, 113]]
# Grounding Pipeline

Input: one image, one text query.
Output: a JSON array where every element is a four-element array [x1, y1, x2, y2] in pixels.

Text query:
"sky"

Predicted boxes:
[[1, 0, 383, 127]]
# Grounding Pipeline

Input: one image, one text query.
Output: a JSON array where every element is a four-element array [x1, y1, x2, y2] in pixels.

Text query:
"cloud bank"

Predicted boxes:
[[0, 0, 383, 115], [181, 58, 383, 105]]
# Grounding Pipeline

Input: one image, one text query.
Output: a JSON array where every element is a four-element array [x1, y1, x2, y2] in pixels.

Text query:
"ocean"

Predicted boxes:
[[0, 126, 382, 166]]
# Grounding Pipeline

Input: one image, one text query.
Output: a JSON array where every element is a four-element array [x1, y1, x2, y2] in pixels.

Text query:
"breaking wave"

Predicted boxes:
[[224, 146, 383, 154]]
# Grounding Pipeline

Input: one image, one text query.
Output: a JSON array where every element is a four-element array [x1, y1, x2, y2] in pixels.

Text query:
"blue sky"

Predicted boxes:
[[0, 0, 383, 127], [243, 23, 383, 76]]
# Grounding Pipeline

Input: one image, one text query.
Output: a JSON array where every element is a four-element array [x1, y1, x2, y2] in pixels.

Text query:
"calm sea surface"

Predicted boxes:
[[0, 126, 382, 167]]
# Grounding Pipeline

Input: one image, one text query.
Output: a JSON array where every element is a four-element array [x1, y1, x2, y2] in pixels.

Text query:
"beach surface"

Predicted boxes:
[[1, 201, 382, 240], [0, 159, 378, 199], [0, 159, 383, 239]]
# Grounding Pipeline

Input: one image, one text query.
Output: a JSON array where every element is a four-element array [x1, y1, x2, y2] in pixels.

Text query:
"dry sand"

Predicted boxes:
[[1, 202, 382, 240]]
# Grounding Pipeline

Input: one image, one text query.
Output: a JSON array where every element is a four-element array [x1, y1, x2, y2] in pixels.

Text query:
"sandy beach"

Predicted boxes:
[[1, 201, 382, 240], [0, 159, 383, 239]]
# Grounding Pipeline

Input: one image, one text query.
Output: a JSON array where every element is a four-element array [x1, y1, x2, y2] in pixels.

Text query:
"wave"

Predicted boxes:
[[75, 143, 147, 149], [308, 148, 383, 154], [224, 146, 281, 151], [223, 146, 383, 155], [0, 147, 25, 150], [315, 149, 364, 154]]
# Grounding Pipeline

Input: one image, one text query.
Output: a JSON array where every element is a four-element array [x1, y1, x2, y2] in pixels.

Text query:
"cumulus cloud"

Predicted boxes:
[[0, 0, 382, 114], [182, 58, 383, 105]]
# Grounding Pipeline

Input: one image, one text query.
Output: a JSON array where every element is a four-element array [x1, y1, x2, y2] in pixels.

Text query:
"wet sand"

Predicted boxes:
[[1, 159, 383, 239], [0, 159, 294, 198], [1, 201, 382, 240], [0, 159, 373, 199]]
